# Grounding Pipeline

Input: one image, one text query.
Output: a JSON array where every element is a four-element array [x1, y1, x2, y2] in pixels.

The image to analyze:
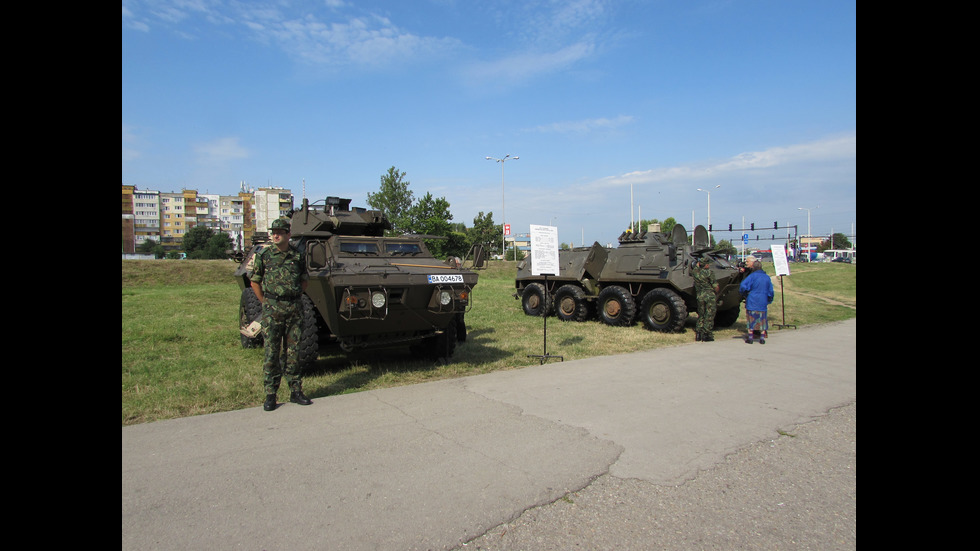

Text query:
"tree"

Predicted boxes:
[[182, 225, 233, 259], [182, 225, 214, 256], [638, 217, 678, 237], [366, 166, 414, 235], [138, 238, 166, 259], [715, 239, 737, 256], [137, 238, 158, 254], [443, 232, 470, 259], [205, 233, 233, 259], [469, 211, 499, 255], [818, 233, 852, 252], [408, 192, 454, 257]]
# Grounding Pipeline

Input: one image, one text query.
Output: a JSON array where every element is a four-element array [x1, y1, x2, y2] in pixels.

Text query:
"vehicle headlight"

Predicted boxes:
[[439, 290, 453, 306], [372, 292, 386, 308]]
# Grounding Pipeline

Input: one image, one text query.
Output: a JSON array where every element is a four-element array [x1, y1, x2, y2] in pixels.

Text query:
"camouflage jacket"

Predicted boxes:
[[692, 263, 716, 299], [251, 244, 308, 298]]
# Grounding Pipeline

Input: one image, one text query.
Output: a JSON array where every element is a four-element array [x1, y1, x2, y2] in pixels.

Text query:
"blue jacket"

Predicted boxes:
[[739, 270, 774, 311]]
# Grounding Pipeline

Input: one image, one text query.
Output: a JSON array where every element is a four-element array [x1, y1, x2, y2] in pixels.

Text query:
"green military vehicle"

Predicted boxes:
[[234, 196, 478, 371], [514, 224, 746, 333]]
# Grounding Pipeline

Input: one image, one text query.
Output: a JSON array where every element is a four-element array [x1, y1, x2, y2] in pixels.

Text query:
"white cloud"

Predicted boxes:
[[464, 41, 595, 87], [527, 115, 634, 135], [122, 124, 142, 162], [595, 133, 856, 190], [194, 137, 249, 165]]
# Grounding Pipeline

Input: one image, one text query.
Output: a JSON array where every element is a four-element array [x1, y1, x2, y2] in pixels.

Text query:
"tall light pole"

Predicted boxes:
[[797, 205, 818, 238], [798, 206, 818, 261], [697, 184, 721, 235], [486, 154, 518, 258]]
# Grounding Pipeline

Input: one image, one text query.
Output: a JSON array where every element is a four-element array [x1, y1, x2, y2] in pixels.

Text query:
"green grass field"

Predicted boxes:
[[122, 259, 855, 425]]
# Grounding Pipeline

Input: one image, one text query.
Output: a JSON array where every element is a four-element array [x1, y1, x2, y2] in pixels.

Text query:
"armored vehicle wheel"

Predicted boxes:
[[521, 283, 553, 317], [597, 285, 636, 326], [555, 284, 592, 322], [239, 287, 264, 349], [713, 305, 740, 328], [412, 320, 458, 360], [297, 295, 320, 373], [638, 288, 687, 333]]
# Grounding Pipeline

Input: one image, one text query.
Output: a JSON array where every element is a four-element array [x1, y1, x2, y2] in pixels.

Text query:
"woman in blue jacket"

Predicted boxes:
[[739, 259, 774, 344]]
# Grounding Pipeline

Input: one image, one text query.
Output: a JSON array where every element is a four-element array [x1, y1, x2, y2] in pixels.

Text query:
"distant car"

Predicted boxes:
[[831, 257, 852, 263]]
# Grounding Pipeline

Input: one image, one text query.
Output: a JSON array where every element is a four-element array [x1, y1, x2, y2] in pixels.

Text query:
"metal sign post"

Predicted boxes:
[[527, 225, 563, 364], [770, 243, 796, 330]]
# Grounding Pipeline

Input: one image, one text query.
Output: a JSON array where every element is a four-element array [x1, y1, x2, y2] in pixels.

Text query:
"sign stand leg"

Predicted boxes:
[[773, 275, 796, 329], [527, 273, 564, 364]]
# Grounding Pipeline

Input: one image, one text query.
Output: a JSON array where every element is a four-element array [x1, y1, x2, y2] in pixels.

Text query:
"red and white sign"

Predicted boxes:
[[504, 224, 511, 236]]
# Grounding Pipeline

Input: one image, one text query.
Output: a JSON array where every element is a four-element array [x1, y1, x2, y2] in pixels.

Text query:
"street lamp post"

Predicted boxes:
[[697, 184, 721, 235], [486, 154, 518, 259], [798, 206, 818, 261]]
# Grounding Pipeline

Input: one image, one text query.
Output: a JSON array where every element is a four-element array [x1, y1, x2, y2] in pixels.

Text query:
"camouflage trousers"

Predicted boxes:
[[696, 294, 717, 337], [261, 298, 303, 395]]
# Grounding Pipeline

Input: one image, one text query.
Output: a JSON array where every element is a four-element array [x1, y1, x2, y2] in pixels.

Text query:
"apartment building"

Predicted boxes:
[[253, 187, 294, 235], [133, 189, 161, 249], [220, 192, 259, 253], [121, 184, 293, 254], [122, 185, 136, 253]]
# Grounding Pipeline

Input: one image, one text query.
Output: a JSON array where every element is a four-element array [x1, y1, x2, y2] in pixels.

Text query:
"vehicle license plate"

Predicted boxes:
[[427, 274, 464, 284]]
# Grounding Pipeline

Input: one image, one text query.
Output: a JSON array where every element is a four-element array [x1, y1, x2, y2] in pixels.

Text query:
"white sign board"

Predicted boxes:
[[529, 224, 560, 276], [771, 243, 791, 276]]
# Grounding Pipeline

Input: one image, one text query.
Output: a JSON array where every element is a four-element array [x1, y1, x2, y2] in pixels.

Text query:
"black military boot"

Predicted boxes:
[[703, 333, 714, 342], [695, 331, 702, 342], [290, 389, 313, 406], [263, 394, 277, 411]]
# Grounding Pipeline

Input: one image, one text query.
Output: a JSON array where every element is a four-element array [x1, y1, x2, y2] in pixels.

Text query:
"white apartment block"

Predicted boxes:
[[253, 187, 295, 234], [133, 189, 161, 248]]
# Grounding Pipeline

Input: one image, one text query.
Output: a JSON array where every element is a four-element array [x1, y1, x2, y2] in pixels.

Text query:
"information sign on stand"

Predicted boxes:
[[770, 244, 796, 330], [529, 225, 559, 276], [527, 225, 563, 364]]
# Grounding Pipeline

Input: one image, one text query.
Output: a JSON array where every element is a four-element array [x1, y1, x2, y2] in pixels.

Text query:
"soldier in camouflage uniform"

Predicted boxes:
[[691, 256, 719, 342], [250, 218, 312, 411]]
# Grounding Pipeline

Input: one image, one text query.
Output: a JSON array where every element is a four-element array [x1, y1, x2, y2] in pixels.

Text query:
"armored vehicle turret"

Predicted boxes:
[[514, 223, 746, 333], [235, 196, 478, 371]]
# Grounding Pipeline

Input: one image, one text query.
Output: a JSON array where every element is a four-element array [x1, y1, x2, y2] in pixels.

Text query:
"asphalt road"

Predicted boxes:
[[122, 318, 855, 550]]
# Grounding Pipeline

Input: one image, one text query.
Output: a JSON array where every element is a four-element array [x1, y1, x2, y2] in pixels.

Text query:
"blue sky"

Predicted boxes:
[[122, 0, 856, 248]]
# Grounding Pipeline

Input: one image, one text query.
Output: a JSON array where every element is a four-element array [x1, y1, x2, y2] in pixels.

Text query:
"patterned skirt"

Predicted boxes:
[[745, 309, 769, 332]]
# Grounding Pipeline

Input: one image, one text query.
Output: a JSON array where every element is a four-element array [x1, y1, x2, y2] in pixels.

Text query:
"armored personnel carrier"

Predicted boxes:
[[515, 223, 746, 333], [234, 196, 478, 371]]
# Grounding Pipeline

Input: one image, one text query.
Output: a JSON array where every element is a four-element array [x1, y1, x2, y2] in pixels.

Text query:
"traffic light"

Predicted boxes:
[[708, 224, 712, 231], [774, 221, 778, 229], [750, 222, 754, 230], [728, 223, 732, 231]]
